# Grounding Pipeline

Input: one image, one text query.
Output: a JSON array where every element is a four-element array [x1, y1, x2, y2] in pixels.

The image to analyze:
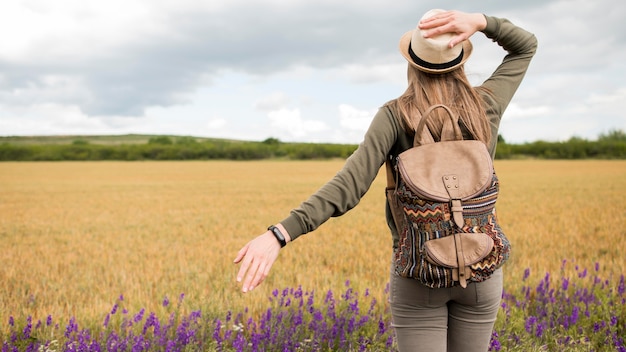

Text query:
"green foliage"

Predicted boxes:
[[175, 136, 199, 145], [1, 130, 625, 161], [262, 137, 281, 145], [501, 137, 626, 159], [598, 129, 626, 142], [148, 136, 173, 145], [0, 139, 358, 161]]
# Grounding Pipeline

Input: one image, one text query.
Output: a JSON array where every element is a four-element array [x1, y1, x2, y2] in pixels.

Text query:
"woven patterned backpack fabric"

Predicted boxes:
[[386, 104, 511, 288]]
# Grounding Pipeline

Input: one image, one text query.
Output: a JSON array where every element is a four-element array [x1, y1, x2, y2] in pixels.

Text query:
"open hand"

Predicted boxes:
[[419, 11, 487, 48], [234, 225, 290, 293]]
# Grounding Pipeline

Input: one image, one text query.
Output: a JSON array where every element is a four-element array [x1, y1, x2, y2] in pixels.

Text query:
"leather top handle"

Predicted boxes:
[[413, 104, 463, 147]]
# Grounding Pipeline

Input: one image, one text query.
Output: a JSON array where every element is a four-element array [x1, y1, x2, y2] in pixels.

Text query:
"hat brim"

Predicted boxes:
[[399, 30, 473, 74]]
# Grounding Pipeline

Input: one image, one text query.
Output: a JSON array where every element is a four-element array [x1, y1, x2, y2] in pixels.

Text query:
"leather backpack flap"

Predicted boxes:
[[424, 233, 494, 267], [397, 140, 493, 200], [424, 233, 494, 288]]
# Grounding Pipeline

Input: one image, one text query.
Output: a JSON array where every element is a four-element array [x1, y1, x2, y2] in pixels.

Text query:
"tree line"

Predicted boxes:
[[0, 130, 624, 161], [0, 136, 357, 161]]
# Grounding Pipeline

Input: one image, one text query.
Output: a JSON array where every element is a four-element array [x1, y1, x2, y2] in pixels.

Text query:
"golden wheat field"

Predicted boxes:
[[1, 160, 625, 332]]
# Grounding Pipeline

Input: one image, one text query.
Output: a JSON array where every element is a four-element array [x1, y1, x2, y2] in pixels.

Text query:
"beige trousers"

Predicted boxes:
[[389, 268, 503, 352]]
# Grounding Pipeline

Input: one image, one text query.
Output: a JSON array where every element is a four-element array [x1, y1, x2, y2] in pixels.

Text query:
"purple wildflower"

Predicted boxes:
[[64, 317, 78, 339], [593, 321, 605, 333], [525, 316, 537, 334], [142, 312, 160, 336], [22, 316, 32, 339], [535, 321, 546, 338], [313, 310, 324, 322], [134, 308, 145, 323], [562, 277, 569, 291], [386, 335, 394, 348], [489, 331, 501, 351], [212, 318, 223, 345], [294, 286, 303, 299], [378, 317, 387, 335], [569, 306, 580, 326]]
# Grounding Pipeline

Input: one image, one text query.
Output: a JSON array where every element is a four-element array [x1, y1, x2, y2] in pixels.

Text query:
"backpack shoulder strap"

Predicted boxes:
[[385, 158, 395, 189]]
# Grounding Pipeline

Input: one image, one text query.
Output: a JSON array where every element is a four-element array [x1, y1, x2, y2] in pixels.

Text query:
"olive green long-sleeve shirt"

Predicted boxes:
[[280, 15, 538, 247]]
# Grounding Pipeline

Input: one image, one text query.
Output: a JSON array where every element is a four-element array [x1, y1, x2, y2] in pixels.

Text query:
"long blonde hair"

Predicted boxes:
[[389, 64, 492, 145]]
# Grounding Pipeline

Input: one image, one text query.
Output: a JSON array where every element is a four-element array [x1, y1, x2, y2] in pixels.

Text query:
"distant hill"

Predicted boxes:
[[1, 131, 624, 160], [0, 134, 359, 161], [0, 134, 238, 145]]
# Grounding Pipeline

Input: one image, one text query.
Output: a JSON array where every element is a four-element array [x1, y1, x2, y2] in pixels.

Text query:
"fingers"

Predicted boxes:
[[419, 11, 485, 47], [238, 254, 270, 293], [245, 262, 268, 293], [418, 11, 477, 48], [233, 244, 249, 264], [235, 250, 257, 293], [235, 249, 251, 283], [419, 16, 459, 47], [419, 11, 455, 32], [448, 34, 469, 48], [234, 245, 258, 293]]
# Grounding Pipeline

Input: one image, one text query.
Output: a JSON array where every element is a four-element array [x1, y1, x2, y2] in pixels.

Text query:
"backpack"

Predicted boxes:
[[386, 104, 510, 288]]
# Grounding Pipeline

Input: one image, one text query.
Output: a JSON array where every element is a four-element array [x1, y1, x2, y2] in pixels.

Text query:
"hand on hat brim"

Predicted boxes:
[[419, 11, 487, 48]]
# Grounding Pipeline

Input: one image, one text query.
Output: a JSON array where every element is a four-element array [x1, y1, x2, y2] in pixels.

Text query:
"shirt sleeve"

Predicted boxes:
[[280, 106, 400, 241], [480, 15, 538, 156]]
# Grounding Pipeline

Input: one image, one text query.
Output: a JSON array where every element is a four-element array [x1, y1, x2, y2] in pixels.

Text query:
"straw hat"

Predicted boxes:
[[399, 9, 472, 74]]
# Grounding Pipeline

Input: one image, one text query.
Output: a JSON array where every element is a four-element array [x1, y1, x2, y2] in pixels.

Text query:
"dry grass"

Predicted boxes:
[[0, 160, 624, 331]]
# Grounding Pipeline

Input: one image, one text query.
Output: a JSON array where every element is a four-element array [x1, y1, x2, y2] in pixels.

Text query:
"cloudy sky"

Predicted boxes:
[[1, 0, 624, 144]]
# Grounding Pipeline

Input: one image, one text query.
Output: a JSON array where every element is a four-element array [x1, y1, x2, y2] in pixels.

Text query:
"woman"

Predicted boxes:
[[234, 9, 537, 352]]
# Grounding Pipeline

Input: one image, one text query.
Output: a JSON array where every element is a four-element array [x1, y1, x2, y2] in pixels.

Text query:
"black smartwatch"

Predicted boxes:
[[268, 225, 287, 248]]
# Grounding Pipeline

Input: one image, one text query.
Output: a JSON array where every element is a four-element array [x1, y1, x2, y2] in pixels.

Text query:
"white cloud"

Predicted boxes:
[[0, 103, 110, 135], [338, 104, 375, 131], [502, 103, 552, 121], [587, 88, 626, 105], [0, 1, 166, 63], [0, 74, 90, 106], [267, 108, 328, 139], [254, 92, 291, 112], [0, 0, 624, 144], [331, 62, 406, 85], [206, 118, 227, 130]]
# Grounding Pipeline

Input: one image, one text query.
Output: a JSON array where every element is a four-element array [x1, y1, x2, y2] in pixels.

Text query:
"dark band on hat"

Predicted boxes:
[[409, 41, 464, 71]]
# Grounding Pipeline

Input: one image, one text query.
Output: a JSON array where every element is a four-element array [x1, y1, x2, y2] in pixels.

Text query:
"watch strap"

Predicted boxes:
[[268, 225, 287, 248]]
